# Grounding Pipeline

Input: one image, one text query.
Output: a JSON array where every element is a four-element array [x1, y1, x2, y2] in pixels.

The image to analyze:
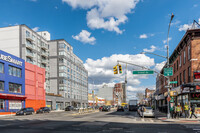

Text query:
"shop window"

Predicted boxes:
[[0, 99, 4, 109], [0, 81, 4, 91], [9, 83, 22, 93], [9, 66, 21, 78], [0, 63, 4, 73], [9, 100, 22, 110]]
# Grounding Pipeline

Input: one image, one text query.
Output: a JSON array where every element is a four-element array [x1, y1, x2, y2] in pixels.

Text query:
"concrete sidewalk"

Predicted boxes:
[[155, 110, 200, 123]]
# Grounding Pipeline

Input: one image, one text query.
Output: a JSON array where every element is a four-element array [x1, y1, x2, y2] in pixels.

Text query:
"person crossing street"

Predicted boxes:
[[175, 103, 182, 119], [184, 102, 190, 118], [190, 104, 198, 119]]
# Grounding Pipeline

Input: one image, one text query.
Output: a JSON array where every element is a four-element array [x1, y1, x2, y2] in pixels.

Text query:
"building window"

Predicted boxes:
[[177, 60, 178, 71], [179, 55, 182, 67], [26, 31, 30, 37], [188, 45, 191, 60], [180, 73, 182, 85], [59, 79, 67, 84], [183, 70, 186, 84], [0, 99, 4, 110], [59, 43, 66, 49], [0, 81, 4, 91], [184, 51, 186, 64], [9, 100, 22, 110], [174, 64, 176, 73], [177, 76, 179, 86], [9, 83, 22, 93], [188, 67, 191, 82], [0, 63, 4, 73], [9, 66, 21, 78]]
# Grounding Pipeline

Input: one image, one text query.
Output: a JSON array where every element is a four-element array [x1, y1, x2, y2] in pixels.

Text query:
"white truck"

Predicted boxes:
[[128, 100, 138, 111]]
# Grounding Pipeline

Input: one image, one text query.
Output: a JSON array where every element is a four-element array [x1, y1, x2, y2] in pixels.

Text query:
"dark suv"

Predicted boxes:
[[65, 106, 74, 111], [16, 107, 35, 115], [36, 107, 50, 114]]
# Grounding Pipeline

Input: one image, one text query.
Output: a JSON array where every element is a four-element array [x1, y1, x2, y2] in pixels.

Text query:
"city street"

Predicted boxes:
[[0, 109, 200, 133]]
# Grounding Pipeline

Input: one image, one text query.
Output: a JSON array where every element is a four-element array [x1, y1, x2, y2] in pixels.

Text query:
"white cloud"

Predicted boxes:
[[63, 0, 140, 34], [32, 27, 39, 32], [55, 6, 58, 9], [178, 19, 200, 31], [139, 33, 154, 39], [179, 24, 192, 31], [171, 20, 181, 26], [163, 37, 172, 44], [30, 0, 37, 2], [154, 61, 166, 72], [85, 54, 155, 88], [143, 45, 157, 52], [193, 4, 198, 7], [139, 34, 147, 39], [72, 30, 96, 45]]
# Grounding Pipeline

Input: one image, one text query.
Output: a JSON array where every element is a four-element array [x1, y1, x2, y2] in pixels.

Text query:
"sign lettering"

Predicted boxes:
[[0, 54, 23, 66]]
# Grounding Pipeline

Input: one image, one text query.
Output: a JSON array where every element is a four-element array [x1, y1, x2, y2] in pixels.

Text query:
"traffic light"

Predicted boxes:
[[119, 65, 122, 74], [113, 65, 118, 74]]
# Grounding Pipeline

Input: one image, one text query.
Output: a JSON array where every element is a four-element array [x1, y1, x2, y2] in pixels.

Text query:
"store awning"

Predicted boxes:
[[0, 93, 26, 100]]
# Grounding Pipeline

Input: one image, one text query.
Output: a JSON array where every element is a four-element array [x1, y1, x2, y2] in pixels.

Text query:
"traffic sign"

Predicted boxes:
[[165, 85, 172, 88], [170, 81, 177, 84], [167, 97, 171, 102], [132, 70, 154, 74], [164, 67, 173, 76]]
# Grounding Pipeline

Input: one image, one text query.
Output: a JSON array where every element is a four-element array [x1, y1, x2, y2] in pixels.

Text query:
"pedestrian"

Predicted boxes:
[[175, 103, 182, 119], [141, 106, 145, 118], [170, 104, 175, 119], [184, 102, 189, 118], [190, 104, 198, 119]]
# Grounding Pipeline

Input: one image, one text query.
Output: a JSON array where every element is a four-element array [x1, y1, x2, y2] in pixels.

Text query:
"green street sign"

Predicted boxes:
[[132, 70, 154, 74], [164, 67, 173, 76], [170, 81, 177, 84]]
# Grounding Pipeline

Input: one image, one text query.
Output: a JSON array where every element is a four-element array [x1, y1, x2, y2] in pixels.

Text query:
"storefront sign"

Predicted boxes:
[[0, 54, 23, 66], [191, 93, 200, 100], [194, 72, 200, 82], [170, 91, 178, 97], [182, 87, 190, 93]]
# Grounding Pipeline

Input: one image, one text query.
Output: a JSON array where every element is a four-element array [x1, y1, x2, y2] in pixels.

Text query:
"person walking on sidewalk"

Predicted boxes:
[[184, 102, 190, 118], [141, 106, 146, 118], [170, 104, 175, 119], [175, 103, 182, 119], [190, 104, 198, 119]]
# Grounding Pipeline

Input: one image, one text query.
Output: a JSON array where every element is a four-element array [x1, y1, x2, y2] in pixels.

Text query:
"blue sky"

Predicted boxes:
[[1, 0, 200, 99]]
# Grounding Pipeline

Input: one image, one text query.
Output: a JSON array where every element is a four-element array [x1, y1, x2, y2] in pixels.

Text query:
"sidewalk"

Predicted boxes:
[[155, 110, 200, 123]]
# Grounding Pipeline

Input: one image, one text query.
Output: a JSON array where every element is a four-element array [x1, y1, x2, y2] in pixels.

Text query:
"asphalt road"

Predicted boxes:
[[0, 109, 199, 133]]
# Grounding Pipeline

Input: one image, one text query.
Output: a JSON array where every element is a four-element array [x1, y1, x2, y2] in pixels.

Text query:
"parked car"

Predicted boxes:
[[36, 107, 50, 114], [16, 107, 35, 115], [138, 107, 155, 117], [65, 106, 74, 111], [99, 106, 103, 111], [117, 106, 124, 112], [102, 106, 110, 112]]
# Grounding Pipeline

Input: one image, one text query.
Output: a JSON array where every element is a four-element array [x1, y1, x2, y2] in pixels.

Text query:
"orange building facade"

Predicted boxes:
[[25, 62, 46, 111]]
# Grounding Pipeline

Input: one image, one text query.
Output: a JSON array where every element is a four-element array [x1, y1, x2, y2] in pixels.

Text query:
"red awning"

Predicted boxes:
[[0, 93, 26, 100]]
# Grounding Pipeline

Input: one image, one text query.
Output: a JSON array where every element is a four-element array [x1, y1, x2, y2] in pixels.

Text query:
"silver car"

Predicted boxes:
[[139, 107, 155, 117]]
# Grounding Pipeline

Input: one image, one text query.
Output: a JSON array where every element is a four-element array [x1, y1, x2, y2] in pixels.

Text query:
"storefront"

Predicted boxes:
[[0, 50, 25, 113]]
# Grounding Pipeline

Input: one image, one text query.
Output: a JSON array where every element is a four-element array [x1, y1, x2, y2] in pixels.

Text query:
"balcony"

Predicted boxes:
[[26, 35, 33, 41], [41, 59, 48, 64], [26, 43, 35, 49], [41, 43, 48, 50], [26, 51, 35, 58], [41, 51, 48, 57]]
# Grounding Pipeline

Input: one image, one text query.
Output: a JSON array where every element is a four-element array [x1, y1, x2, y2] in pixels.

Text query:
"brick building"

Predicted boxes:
[[113, 83, 126, 105], [156, 28, 200, 114]]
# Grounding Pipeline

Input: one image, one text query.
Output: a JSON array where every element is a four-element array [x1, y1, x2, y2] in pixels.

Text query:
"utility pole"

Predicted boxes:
[[124, 64, 127, 103], [167, 13, 174, 119]]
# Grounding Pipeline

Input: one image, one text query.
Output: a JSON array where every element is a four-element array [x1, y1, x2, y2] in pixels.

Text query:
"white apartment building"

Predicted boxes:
[[0, 25, 50, 91], [48, 39, 88, 108]]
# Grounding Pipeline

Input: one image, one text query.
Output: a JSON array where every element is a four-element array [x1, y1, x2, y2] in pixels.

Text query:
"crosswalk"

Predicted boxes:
[[181, 124, 200, 133]]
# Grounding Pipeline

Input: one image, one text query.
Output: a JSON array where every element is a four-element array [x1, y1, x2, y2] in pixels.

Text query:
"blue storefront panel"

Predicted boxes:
[[0, 50, 25, 112]]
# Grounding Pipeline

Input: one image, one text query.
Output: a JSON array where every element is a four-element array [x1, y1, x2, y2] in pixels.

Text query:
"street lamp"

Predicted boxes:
[[88, 77, 95, 109], [141, 13, 174, 119]]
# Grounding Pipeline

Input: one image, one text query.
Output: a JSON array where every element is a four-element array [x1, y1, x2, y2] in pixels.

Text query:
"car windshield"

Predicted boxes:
[[145, 107, 152, 110]]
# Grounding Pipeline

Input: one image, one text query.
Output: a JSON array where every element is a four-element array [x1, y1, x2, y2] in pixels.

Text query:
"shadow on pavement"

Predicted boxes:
[[0, 119, 196, 133]]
